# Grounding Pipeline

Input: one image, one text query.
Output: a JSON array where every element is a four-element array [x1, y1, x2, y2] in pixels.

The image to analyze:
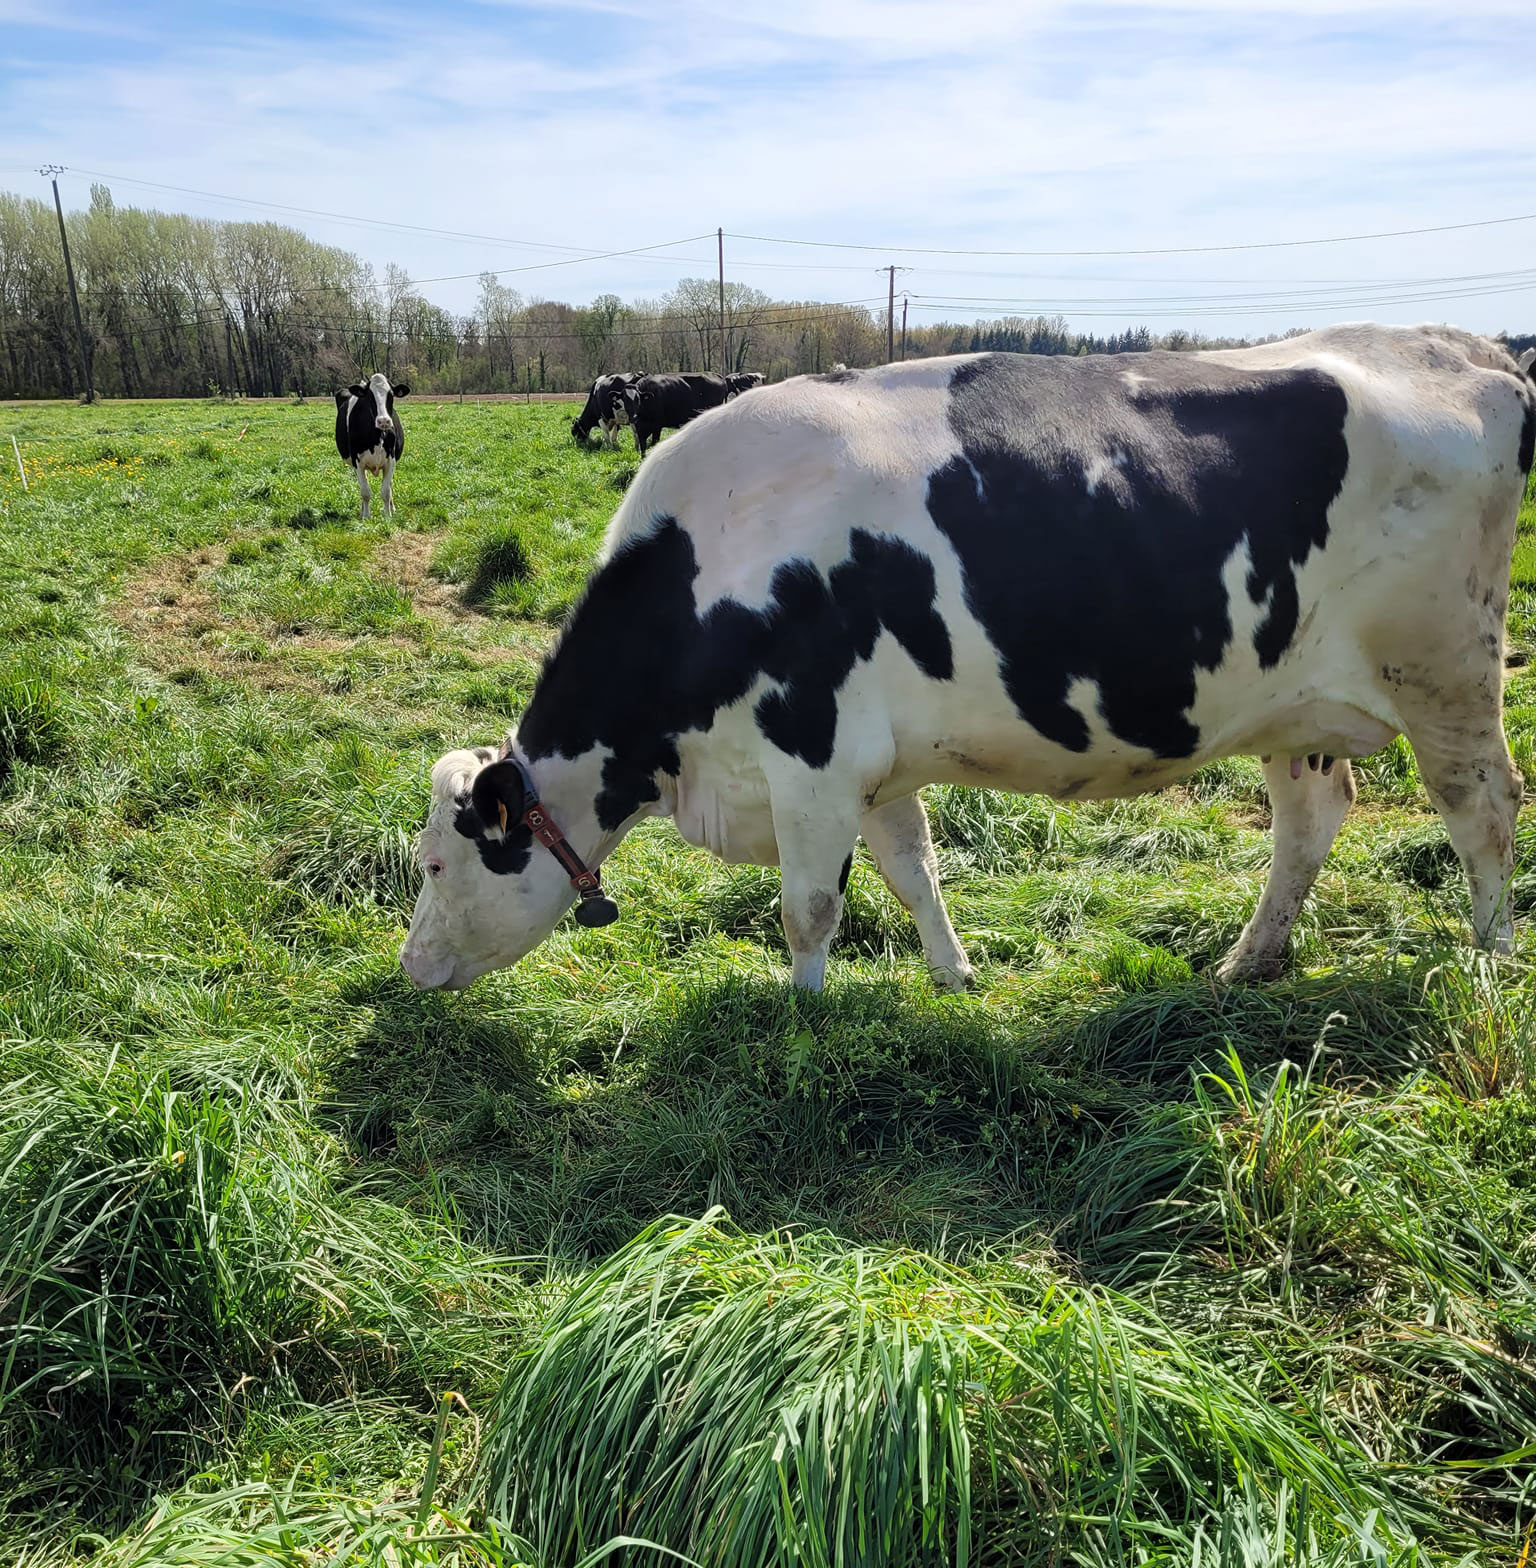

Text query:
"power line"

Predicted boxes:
[[909, 267, 1536, 311], [59, 165, 706, 263], [904, 276, 1536, 321], [727, 209, 1536, 259], [404, 235, 716, 285], [44, 164, 1536, 274]]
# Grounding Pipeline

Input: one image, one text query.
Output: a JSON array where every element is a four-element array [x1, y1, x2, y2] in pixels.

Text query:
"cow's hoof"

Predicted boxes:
[[1213, 949, 1285, 985], [930, 962, 974, 994]]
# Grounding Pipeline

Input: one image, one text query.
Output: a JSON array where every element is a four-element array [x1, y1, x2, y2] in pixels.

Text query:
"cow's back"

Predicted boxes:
[[603, 327, 1533, 796]]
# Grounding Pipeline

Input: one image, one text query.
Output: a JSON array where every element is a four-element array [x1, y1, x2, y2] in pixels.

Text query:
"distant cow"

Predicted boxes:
[[725, 372, 765, 399], [623, 372, 733, 454], [401, 324, 1535, 998], [572, 373, 639, 447], [334, 373, 409, 519]]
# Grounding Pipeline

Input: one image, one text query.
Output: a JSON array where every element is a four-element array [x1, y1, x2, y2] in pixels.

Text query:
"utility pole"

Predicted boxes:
[[717, 227, 728, 374], [900, 294, 909, 361], [886, 265, 895, 363], [39, 165, 93, 402], [224, 315, 237, 396]]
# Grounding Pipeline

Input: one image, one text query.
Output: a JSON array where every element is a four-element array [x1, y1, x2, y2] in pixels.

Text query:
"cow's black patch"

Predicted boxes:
[[520, 520, 953, 829], [1519, 400, 1535, 475], [453, 798, 532, 874], [333, 390, 352, 461], [838, 853, 852, 894], [926, 353, 1349, 758]]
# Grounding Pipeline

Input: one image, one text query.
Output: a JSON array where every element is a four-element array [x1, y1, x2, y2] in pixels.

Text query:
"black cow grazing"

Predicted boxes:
[[623, 372, 733, 454], [334, 372, 409, 518], [725, 372, 764, 398], [571, 373, 639, 446]]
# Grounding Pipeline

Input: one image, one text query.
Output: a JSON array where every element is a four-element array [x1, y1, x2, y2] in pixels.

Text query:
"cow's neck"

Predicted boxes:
[[524, 746, 662, 870], [518, 521, 710, 836]]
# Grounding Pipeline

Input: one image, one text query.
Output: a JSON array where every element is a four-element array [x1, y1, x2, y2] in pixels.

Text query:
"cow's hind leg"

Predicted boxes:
[[1405, 707, 1523, 953], [1216, 753, 1356, 982], [356, 462, 371, 520], [859, 794, 973, 992]]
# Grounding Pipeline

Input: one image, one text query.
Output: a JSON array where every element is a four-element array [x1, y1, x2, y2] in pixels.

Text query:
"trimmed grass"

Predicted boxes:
[[2, 398, 1535, 1565]]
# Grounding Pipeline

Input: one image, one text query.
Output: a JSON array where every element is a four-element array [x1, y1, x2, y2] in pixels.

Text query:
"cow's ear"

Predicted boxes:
[[470, 759, 526, 839], [391, 382, 410, 397]]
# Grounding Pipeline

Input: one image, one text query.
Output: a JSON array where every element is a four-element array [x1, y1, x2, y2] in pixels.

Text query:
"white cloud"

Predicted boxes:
[[2, 0, 1533, 335]]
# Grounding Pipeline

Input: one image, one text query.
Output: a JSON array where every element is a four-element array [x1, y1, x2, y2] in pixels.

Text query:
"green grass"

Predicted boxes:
[[2, 397, 1535, 1565]]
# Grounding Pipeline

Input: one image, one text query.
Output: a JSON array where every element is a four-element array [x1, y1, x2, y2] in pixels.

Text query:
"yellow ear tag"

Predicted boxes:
[[497, 801, 508, 834]]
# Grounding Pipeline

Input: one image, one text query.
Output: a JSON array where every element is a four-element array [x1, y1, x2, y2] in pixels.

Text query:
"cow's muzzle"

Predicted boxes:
[[400, 943, 456, 990]]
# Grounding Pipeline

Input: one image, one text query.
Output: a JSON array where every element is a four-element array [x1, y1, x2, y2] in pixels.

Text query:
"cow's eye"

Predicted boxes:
[[426, 858, 445, 879]]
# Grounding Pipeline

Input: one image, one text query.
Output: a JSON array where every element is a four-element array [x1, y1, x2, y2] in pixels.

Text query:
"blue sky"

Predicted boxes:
[[3, 0, 1533, 337]]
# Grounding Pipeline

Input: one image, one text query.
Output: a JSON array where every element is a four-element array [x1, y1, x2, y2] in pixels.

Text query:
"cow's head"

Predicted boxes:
[[354, 372, 409, 432], [399, 740, 615, 990]]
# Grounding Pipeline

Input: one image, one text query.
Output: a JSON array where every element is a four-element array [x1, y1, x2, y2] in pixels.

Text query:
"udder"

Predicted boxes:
[[1237, 699, 1399, 763]]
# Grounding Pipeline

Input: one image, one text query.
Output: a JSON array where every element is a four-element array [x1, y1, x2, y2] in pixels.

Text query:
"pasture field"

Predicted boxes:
[[3, 394, 1536, 1567]]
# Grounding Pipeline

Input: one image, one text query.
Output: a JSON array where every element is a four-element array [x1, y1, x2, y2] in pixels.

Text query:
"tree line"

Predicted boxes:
[[8, 184, 1515, 402]]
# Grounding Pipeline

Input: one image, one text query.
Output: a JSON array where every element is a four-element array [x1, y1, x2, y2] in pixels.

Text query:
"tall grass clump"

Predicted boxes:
[[266, 736, 423, 913], [1074, 1041, 1524, 1294], [483, 1212, 1424, 1567], [431, 523, 532, 609], [98, 1488, 529, 1568], [95, 1396, 662, 1568], [0, 1037, 518, 1526], [0, 653, 69, 784], [1417, 950, 1536, 1099]]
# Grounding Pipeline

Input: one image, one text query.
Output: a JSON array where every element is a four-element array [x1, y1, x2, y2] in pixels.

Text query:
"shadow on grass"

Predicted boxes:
[[327, 956, 1442, 1265]]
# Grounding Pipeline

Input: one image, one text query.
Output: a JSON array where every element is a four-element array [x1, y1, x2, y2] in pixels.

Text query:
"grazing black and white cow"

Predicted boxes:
[[620, 372, 733, 454], [571, 373, 639, 447], [334, 372, 409, 519], [725, 371, 765, 399], [401, 324, 1535, 995]]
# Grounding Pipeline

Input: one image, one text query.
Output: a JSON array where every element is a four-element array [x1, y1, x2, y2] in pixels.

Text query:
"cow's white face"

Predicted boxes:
[[367, 372, 395, 433], [399, 746, 578, 990]]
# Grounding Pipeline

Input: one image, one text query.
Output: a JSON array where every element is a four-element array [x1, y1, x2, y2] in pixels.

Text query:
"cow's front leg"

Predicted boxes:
[[1216, 753, 1355, 982], [860, 793, 972, 992], [355, 462, 371, 520], [380, 455, 396, 516], [770, 780, 860, 991]]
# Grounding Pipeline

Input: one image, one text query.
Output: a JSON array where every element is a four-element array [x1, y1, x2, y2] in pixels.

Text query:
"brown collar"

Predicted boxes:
[[501, 755, 619, 928]]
